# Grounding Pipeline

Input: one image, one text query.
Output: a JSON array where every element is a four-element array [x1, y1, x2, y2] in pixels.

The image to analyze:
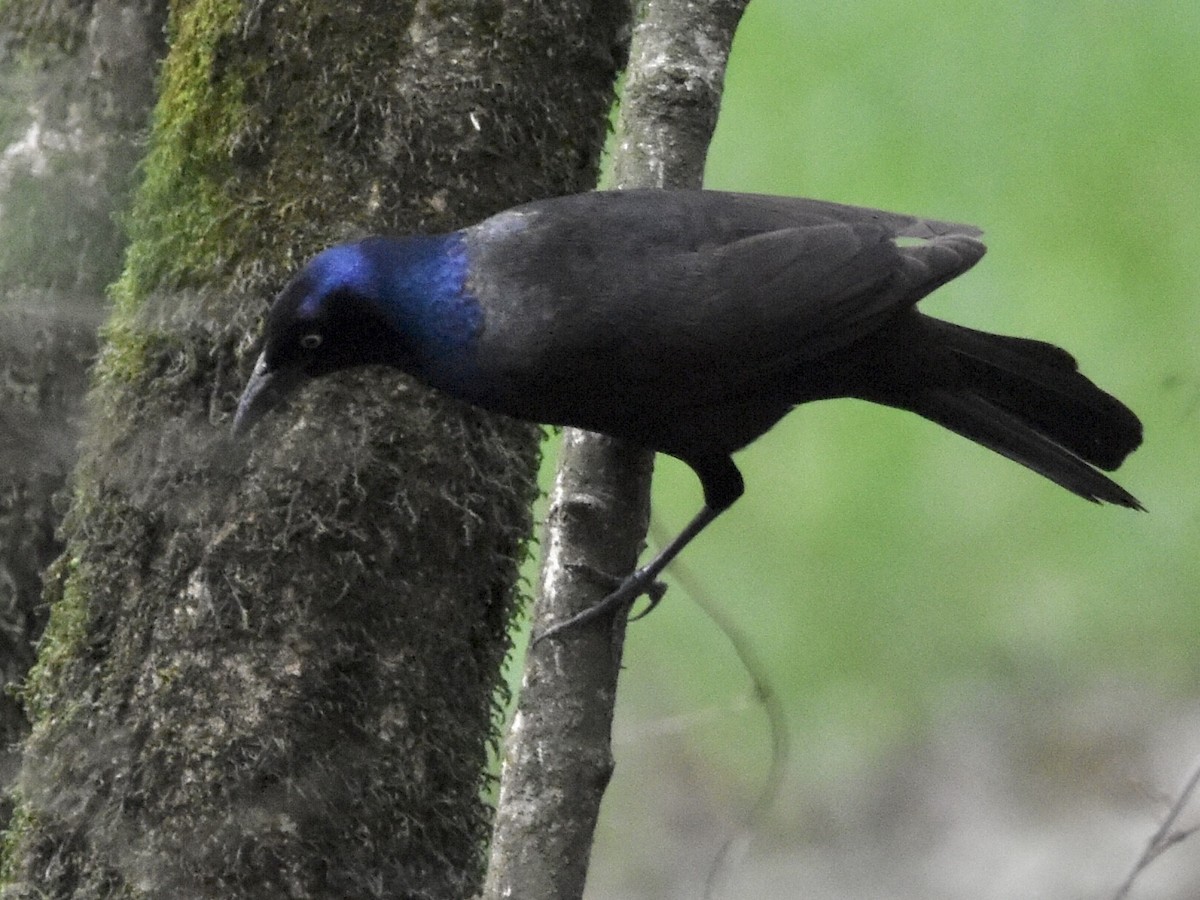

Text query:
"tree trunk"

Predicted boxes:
[[1, 2, 627, 897], [0, 0, 167, 814]]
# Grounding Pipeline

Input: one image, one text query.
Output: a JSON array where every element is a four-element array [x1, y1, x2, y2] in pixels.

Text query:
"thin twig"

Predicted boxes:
[[1112, 752, 1200, 900], [649, 519, 791, 900]]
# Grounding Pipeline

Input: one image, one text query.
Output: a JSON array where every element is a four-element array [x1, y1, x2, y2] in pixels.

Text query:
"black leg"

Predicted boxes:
[[560, 561, 670, 612], [533, 504, 722, 643]]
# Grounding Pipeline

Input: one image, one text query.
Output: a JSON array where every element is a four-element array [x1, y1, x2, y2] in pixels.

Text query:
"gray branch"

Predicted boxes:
[[483, 2, 751, 898]]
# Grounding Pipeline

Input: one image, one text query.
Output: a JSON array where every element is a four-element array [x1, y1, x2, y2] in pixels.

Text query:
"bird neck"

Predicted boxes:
[[361, 234, 483, 389]]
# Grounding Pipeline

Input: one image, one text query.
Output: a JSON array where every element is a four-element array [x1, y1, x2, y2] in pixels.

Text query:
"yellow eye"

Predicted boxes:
[[300, 333, 322, 350]]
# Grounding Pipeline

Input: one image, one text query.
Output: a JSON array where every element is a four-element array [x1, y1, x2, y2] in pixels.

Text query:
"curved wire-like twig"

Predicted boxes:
[[1112, 752, 1200, 900], [648, 519, 792, 900]]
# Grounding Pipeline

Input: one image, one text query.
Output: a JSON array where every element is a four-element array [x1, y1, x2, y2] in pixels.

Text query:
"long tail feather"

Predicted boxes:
[[906, 319, 1143, 508]]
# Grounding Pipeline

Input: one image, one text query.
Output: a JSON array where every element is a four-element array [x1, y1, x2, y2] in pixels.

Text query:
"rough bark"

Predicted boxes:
[[483, 2, 750, 899], [1, 1, 628, 898], [0, 0, 168, 814]]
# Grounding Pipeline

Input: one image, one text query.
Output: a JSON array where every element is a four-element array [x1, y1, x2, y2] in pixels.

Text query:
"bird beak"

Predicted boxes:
[[232, 352, 308, 438]]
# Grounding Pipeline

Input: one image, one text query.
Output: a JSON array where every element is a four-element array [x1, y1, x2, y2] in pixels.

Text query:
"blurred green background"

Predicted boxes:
[[512, 1, 1199, 896]]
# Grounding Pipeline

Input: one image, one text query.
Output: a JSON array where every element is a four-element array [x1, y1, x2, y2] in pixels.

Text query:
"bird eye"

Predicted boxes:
[[300, 333, 322, 350]]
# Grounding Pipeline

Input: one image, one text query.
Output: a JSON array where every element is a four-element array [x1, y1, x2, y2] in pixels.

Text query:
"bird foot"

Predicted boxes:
[[532, 565, 668, 644]]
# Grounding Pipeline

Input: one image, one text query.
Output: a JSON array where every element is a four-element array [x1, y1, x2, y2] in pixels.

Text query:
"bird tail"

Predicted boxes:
[[898, 317, 1143, 508]]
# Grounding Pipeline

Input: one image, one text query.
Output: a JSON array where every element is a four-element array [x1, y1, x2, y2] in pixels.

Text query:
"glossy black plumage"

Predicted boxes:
[[234, 190, 1144, 634]]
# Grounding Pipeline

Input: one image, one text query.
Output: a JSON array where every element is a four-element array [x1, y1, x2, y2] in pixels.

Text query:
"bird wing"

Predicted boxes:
[[467, 190, 983, 419]]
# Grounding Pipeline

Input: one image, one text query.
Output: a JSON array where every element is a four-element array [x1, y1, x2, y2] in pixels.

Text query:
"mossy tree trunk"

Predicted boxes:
[[0, 0, 167, 811], [1, 2, 628, 897]]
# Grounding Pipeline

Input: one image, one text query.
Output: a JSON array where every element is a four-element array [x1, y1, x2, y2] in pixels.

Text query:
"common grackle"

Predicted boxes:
[[233, 190, 1143, 637]]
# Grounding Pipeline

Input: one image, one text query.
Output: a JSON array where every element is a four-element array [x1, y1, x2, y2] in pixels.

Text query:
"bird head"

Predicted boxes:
[[232, 242, 416, 437], [233, 235, 475, 437]]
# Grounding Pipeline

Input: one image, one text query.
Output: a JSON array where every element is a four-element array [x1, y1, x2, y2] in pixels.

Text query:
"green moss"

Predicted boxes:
[[0, 801, 37, 887], [113, 0, 249, 313], [94, 320, 152, 386], [97, 0, 252, 393], [21, 555, 87, 723]]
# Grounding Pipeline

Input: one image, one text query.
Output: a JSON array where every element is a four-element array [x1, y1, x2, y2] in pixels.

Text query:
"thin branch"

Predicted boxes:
[[482, 2, 751, 899], [1112, 752, 1200, 900], [646, 520, 790, 900]]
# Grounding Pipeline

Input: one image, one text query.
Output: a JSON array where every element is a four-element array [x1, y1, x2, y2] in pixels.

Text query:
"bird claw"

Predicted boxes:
[[626, 578, 668, 622], [562, 562, 669, 605], [532, 565, 669, 645]]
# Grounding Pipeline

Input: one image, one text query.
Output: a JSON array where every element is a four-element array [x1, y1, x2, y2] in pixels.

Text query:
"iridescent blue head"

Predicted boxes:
[[233, 234, 478, 436]]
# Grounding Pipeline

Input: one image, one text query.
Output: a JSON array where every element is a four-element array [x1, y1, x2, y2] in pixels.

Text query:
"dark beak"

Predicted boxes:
[[232, 352, 308, 438]]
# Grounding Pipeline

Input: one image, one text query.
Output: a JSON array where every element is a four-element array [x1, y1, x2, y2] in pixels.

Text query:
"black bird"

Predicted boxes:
[[233, 190, 1143, 637]]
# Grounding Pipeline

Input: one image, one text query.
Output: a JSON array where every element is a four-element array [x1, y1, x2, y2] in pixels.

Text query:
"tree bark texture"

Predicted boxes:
[[1, 2, 628, 898], [483, 2, 750, 899], [0, 0, 167, 811]]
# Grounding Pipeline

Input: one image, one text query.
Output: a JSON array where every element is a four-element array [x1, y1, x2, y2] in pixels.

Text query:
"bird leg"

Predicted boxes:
[[561, 562, 670, 614], [534, 505, 721, 643]]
